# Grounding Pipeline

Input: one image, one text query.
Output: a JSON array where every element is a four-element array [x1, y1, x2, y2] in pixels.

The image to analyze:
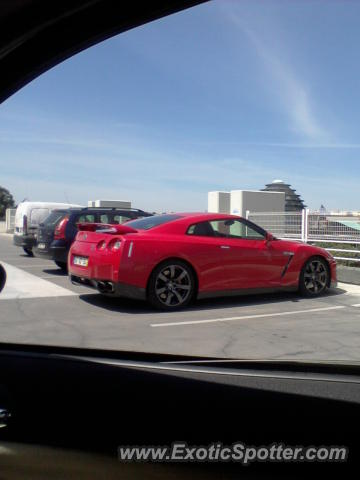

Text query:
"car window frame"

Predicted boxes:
[[187, 218, 267, 240]]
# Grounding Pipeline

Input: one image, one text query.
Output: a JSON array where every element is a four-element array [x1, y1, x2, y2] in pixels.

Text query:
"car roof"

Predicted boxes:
[[67, 207, 149, 213], [175, 212, 243, 221], [129, 212, 244, 234]]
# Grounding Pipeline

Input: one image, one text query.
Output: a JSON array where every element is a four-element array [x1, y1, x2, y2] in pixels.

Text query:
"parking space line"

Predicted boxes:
[[352, 304, 360, 307], [0, 262, 76, 300], [150, 305, 345, 328], [338, 282, 360, 296], [9, 264, 53, 268]]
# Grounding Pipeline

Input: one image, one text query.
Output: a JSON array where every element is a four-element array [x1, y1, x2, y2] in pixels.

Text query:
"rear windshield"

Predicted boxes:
[[43, 211, 67, 226], [29, 208, 50, 225], [125, 214, 181, 230]]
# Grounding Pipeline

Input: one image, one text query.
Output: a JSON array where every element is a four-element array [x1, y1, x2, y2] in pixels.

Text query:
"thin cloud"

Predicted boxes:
[[230, 142, 360, 149], [225, 7, 329, 142]]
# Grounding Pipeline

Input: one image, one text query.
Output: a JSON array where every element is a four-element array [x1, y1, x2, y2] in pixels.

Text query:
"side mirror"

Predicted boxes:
[[266, 232, 274, 242]]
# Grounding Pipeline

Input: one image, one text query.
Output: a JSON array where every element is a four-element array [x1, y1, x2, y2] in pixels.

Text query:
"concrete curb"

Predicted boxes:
[[337, 265, 360, 286]]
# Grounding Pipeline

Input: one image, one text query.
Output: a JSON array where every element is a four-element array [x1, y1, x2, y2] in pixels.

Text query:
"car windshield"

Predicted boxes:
[[43, 211, 67, 226], [126, 214, 181, 230], [1, 0, 360, 365]]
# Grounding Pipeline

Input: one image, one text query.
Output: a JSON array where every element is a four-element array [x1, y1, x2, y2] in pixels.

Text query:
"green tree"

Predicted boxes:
[[0, 186, 15, 219]]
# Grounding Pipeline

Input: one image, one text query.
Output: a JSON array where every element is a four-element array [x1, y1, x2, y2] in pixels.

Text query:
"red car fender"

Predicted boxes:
[[280, 244, 335, 286], [117, 236, 203, 290]]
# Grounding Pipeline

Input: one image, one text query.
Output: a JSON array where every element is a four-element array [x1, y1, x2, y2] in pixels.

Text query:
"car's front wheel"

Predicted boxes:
[[148, 260, 195, 310], [299, 256, 329, 297]]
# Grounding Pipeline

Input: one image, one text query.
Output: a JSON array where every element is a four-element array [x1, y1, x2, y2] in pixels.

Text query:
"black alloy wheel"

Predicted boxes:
[[148, 260, 195, 310], [299, 257, 329, 297]]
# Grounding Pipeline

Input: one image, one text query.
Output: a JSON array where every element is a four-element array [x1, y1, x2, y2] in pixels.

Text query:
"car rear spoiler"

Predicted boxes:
[[76, 223, 138, 234]]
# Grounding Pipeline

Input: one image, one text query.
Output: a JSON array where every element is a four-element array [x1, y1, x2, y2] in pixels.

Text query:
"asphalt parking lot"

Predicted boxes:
[[1, 233, 360, 361]]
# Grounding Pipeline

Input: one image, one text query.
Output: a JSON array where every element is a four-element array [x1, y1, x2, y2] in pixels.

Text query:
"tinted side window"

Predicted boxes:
[[210, 219, 265, 240], [113, 214, 131, 224], [187, 222, 215, 236], [77, 214, 95, 223], [100, 214, 109, 223]]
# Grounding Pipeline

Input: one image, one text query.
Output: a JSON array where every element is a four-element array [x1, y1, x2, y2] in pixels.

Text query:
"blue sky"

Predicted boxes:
[[1, 0, 360, 212]]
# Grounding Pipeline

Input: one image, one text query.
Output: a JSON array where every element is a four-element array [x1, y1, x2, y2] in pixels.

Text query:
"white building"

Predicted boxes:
[[208, 191, 230, 214], [230, 190, 285, 216], [87, 200, 131, 209], [208, 190, 285, 216]]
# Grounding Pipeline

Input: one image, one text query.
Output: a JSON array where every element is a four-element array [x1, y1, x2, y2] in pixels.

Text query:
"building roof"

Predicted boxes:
[[261, 180, 306, 212]]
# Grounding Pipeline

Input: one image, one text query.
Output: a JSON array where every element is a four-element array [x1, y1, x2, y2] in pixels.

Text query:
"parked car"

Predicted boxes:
[[13, 201, 82, 255], [33, 208, 72, 268], [68, 212, 337, 310], [35, 207, 152, 270]]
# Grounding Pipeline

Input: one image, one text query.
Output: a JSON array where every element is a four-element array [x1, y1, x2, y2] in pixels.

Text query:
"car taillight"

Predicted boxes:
[[54, 216, 69, 240], [23, 215, 28, 235], [97, 240, 107, 251], [108, 239, 122, 251]]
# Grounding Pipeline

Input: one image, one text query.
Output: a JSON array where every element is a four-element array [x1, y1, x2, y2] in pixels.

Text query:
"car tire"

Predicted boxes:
[[299, 256, 329, 297], [55, 261, 67, 272], [23, 247, 33, 256], [148, 260, 195, 310]]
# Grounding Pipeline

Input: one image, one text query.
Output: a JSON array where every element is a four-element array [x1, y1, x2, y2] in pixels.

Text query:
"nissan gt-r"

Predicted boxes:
[[68, 213, 337, 310]]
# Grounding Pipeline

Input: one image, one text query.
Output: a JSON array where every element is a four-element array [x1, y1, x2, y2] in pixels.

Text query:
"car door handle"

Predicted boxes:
[[220, 245, 230, 249]]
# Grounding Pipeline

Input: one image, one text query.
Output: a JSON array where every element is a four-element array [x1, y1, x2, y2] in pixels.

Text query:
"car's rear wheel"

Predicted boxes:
[[299, 257, 329, 297], [55, 261, 67, 272], [148, 260, 195, 310], [23, 247, 33, 256]]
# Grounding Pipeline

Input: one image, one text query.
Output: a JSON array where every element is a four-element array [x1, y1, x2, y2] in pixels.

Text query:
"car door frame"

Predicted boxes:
[[208, 218, 288, 290]]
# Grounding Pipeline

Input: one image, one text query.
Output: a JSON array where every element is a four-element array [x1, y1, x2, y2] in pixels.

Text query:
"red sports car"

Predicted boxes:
[[68, 213, 337, 310]]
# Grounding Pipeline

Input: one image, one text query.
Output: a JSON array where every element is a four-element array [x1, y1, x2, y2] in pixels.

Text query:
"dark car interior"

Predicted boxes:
[[0, 1, 359, 478]]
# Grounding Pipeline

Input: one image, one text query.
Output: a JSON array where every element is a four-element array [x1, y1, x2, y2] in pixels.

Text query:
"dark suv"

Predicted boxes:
[[34, 207, 152, 270]]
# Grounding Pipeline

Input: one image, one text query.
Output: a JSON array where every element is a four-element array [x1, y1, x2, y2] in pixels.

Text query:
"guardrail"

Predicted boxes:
[[246, 209, 360, 265]]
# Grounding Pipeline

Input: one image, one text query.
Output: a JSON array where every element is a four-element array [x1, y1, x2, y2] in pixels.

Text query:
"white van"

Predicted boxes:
[[13, 202, 82, 255]]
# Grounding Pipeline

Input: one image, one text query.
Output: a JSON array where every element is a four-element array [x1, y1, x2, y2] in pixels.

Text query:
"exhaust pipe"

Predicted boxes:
[[97, 281, 115, 294]]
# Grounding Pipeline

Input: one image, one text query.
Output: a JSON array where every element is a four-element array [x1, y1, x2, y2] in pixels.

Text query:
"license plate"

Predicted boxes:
[[37, 243, 46, 249], [73, 256, 88, 267]]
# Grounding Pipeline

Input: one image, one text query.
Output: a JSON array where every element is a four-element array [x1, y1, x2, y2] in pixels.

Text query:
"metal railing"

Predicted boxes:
[[247, 209, 360, 264], [245, 211, 304, 240]]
